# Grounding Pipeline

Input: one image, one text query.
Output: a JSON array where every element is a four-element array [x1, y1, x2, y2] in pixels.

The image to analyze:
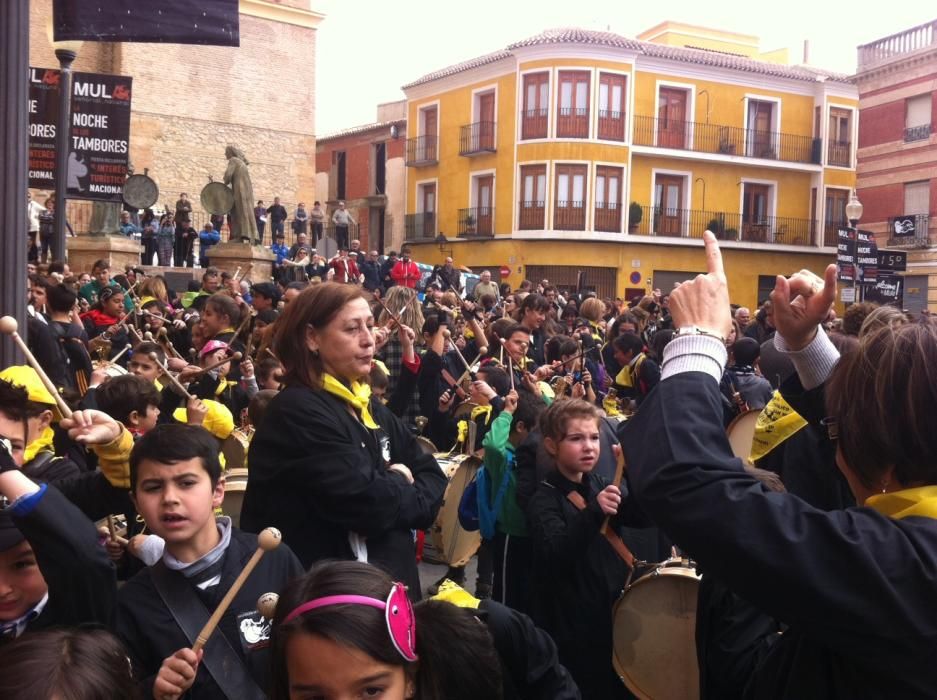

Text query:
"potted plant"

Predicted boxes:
[[628, 202, 643, 233], [463, 214, 476, 235]]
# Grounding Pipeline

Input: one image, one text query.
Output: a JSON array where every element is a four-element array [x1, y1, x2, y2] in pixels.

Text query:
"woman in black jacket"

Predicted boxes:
[[242, 283, 446, 598]]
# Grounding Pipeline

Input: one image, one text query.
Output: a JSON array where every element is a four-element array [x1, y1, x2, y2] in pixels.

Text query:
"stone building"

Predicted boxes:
[[28, 0, 322, 231], [315, 100, 407, 253]]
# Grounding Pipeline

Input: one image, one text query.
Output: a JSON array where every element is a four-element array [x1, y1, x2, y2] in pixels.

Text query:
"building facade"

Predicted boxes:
[[28, 0, 321, 234], [315, 101, 407, 253], [401, 24, 858, 306], [854, 19, 937, 313]]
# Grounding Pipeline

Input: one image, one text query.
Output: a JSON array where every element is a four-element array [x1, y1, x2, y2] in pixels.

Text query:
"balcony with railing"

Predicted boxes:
[[598, 109, 626, 141], [404, 212, 436, 241], [459, 122, 497, 156], [858, 19, 937, 71], [887, 214, 932, 247], [827, 140, 851, 167], [905, 124, 932, 142], [556, 108, 589, 138], [520, 109, 548, 140], [632, 115, 821, 165], [405, 135, 438, 166], [457, 207, 495, 237], [594, 204, 622, 232], [553, 203, 586, 230], [823, 219, 848, 248], [518, 201, 546, 230], [631, 205, 816, 245]]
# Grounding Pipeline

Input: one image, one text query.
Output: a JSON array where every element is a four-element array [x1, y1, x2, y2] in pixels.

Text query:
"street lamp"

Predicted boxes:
[[845, 190, 863, 301], [46, 18, 83, 262]]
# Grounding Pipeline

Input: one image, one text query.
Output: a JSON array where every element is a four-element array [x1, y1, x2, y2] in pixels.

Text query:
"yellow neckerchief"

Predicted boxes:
[[155, 377, 164, 392], [456, 419, 469, 446], [470, 404, 493, 425], [749, 391, 808, 462], [216, 327, 236, 338], [615, 354, 645, 388], [865, 486, 937, 521], [214, 379, 237, 396], [588, 320, 603, 342], [24, 426, 55, 464], [432, 578, 481, 609], [321, 373, 379, 429]]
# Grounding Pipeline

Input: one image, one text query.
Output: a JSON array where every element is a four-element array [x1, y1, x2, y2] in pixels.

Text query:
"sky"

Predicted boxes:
[[314, 0, 934, 135]]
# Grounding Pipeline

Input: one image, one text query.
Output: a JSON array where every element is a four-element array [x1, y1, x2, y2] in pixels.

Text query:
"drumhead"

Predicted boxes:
[[612, 565, 701, 700], [415, 436, 438, 454], [122, 173, 159, 209], [453, 401, 479, 419], [726, 409, 760, 464], [430, 454, 482, 566], [200, 181, 234, 215]]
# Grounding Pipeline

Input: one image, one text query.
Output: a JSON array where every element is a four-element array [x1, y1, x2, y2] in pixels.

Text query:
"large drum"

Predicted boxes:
[[221, 428, 252, 470], [122, 169, 159, 210], [726, 409, 760, 464], [429, 453, 482, 567], [612, 559, 701, 700], [200, 180, 234, 216], [223, 468, 249, 528]]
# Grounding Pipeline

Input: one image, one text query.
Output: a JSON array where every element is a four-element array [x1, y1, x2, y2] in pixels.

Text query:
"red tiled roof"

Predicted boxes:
[[402, 27, 852, 89], [317, 119, 405, 142]]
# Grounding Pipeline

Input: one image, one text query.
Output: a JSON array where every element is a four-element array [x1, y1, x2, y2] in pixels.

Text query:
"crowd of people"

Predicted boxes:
[[1, 228, 936, 699]]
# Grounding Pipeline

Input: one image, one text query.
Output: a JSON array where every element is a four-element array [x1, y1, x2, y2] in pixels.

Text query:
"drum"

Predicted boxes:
[[429, 453, 482, 566], [612, 559, 701, 700], [223, 470, 249, 528], [726, 409, 760, 464], [92, 362, 127, 379], [221, 428, 252, 470], [414, 436, 438, 455], [122, 169, 159, 210], [200, 180, 234, 215], [453, 400, 479, 420]]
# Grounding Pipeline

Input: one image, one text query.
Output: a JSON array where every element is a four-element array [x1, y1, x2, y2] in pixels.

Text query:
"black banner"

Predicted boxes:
[[856, 229, 878, 284], [28, 67, 133, 202], [890, 215, 918, 237], [836, 228, 855, 282], [863, 275, 903, 307], [52, 0, 239, 47]]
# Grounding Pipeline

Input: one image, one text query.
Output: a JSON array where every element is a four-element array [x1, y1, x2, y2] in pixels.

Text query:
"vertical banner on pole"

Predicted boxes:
[[27, 68, 132, 202]]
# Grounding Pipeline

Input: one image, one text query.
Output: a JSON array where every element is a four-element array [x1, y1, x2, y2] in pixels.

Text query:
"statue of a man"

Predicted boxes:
[[223, 146, 259, 245]]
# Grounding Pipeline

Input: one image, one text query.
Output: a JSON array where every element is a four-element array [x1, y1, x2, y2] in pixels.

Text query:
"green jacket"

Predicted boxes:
[[482, 409, 526, 536], [78, 280, 134, 313]]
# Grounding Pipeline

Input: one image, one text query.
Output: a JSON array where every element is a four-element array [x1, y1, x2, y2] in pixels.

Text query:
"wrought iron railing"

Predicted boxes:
[[597, 109, 626, 141], [594, 204, 622, 232], [632, 115, 821, 165], [459, 122, 496, 155], [827, 140, 851, 167], [518, 201, 546, 230], [457, 207, 495, 237], [520, 109, 548, 140], [632, 205, 816, 245], [553, 202, 586, 230], [823, 219, 848, 248], [887, 214, 931, 247], [556, 107, 589, 138], [404, 213, 436, 241], [904, 124, 932, 142], [405, 135, 438, 166]]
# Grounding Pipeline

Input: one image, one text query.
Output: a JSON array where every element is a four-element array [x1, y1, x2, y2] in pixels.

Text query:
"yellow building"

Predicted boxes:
[[401, 25, 858, 306]]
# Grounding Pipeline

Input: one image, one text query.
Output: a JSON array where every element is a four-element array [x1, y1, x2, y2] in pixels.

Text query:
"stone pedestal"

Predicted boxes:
[[69, 235, 142, 276], [206, 242, 276, 283]]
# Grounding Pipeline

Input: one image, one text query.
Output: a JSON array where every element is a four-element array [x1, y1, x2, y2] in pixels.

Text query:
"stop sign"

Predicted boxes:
[[499, 265, 511, 278]]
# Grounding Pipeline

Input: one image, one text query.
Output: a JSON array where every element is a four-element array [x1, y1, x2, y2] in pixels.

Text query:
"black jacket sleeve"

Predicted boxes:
[[480, 599, 582, 699], [526, 484, 605, 566], [14, 484, 117, 629]]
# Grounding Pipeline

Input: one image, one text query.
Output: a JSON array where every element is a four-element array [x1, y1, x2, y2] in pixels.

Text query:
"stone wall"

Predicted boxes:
[[28, 0, 319, 226]]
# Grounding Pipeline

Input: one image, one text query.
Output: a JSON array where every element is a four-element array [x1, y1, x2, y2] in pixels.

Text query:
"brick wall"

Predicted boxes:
[[858, 102, 905, 148], [28, 0, 317, 216]]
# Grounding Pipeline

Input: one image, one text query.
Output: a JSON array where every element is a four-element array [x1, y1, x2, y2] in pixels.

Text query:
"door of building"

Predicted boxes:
[[478, 92, 495, 150], [657, 88, 687, 149], [904, 275, 928, 314], [654, 175, 683, 236], [743, 184, 770, 241], [476, 175, 493, 235], [423, 107, 438, 161], [421, 184, 436, 239]]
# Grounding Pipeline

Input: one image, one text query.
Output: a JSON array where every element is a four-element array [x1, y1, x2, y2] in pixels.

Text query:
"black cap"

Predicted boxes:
[[0, 511, 25, 552]]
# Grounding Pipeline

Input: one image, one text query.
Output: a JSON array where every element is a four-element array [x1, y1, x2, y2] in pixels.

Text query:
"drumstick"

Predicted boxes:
[[191, 351, 243, 376], [157, 327, 185, 360], [455, 351, 486, 385], [257, 592, 279, 620], [374, 295, 402, 328], [0, 316, 73, 418], [148, 352, 195, 401], [599, 446, 626, 536], [192, 527, 281, 652], [106, 514, 117, 542], [108, 343, 132, 366], [265, 347, 280, 362], [443, 330, 475, 380], [508, 355, 515, 391], [232, 266, 242, 282]]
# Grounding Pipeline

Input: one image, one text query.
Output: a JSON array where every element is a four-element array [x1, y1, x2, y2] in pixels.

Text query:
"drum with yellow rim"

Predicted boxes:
[[726, 408, 760, 464], [429, 452, 482, 567]]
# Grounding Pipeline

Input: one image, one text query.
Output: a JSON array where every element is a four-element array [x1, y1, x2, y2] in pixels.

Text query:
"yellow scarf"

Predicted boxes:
[[25, 426, 56, 464], [615, 355, 645, 388], [749, 391, 808, 463], [321, 374, 379, 429], [865, 486, 937, 521], [470, 404, 493, 425], [214, 379, 237, 397]]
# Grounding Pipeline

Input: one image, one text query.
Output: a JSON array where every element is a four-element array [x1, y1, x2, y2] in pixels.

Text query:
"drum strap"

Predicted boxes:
[[565, 491, 635, 569]]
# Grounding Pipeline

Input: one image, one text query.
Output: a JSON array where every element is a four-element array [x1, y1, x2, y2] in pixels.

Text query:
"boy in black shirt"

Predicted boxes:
[[116, 424, 302, 699]]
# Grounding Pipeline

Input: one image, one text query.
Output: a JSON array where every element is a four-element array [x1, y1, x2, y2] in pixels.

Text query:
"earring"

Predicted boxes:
[[881, 480, 889, 494], [310, 349, 319, 358]]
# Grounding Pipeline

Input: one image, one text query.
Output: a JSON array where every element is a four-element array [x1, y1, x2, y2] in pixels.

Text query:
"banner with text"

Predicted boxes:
[[836, 228, 856, 282], [28, 67, 132, 202], [863, 275, 903, 307]]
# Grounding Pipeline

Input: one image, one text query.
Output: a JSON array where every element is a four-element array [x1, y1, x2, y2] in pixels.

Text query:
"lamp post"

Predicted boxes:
[[845, 189, 864, 303], [46, 20, 82, 262]]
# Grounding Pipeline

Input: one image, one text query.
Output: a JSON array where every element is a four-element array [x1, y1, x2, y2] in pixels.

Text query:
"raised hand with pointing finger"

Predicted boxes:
[[667, 231, 733, 338], [769, 264, 837, 351]]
